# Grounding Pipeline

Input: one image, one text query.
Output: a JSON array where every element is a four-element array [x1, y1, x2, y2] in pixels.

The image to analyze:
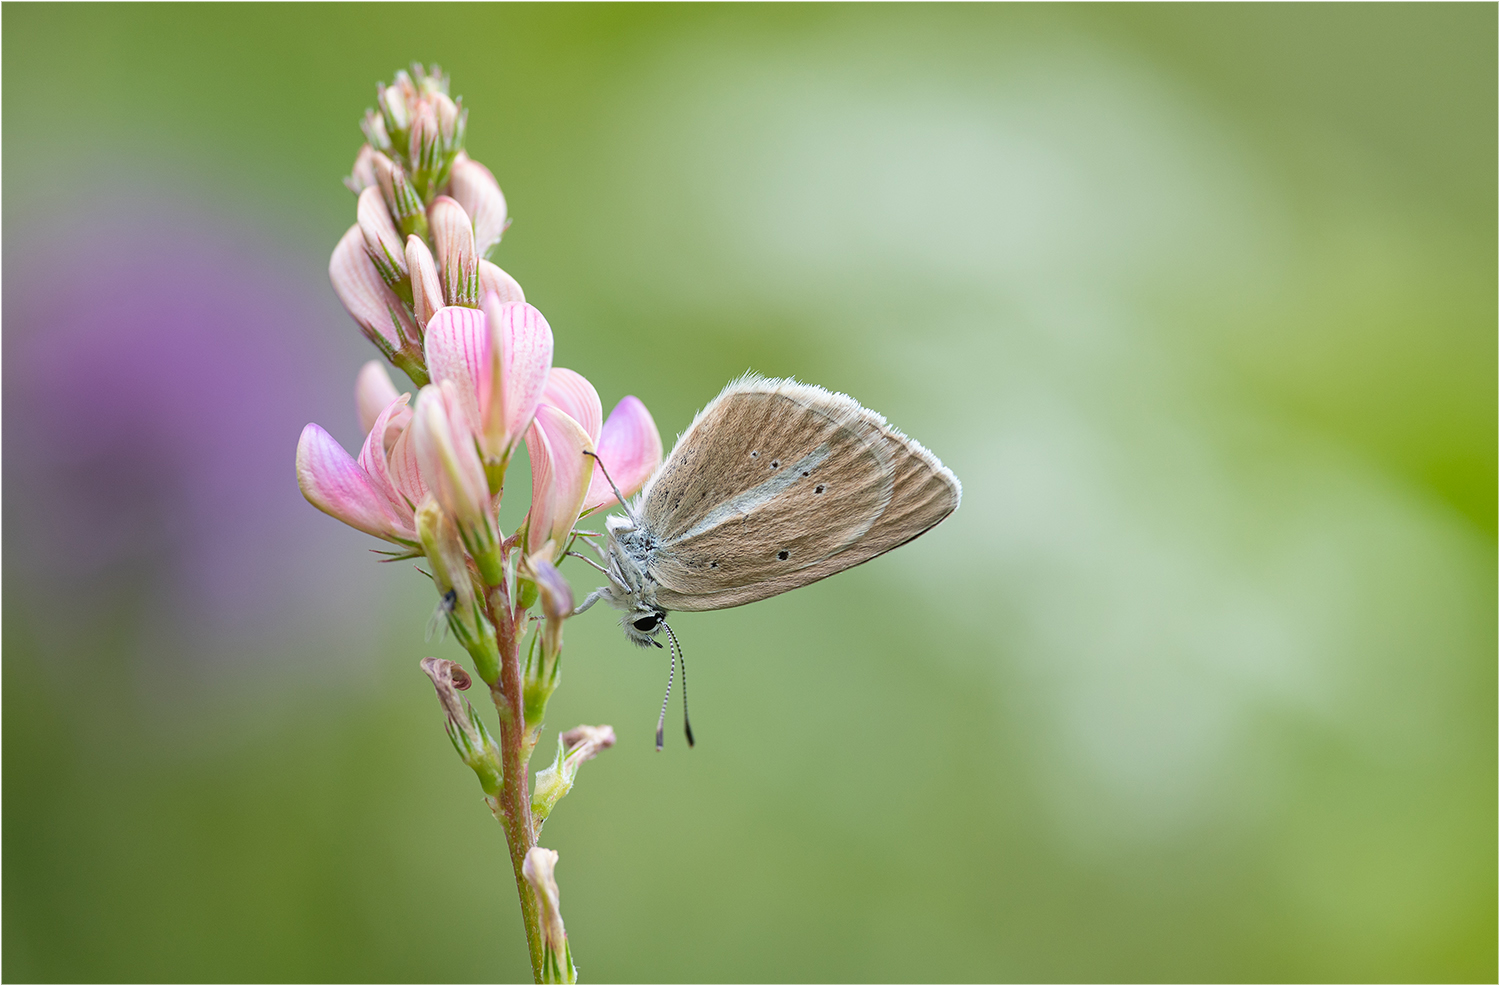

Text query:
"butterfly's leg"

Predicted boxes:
[[573, 587, 613, 616], [570, 536, 607, 563]]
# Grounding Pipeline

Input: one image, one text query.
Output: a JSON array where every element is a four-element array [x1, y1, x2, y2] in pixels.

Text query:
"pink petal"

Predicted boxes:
[[329, 225, 419, 351], [357, 393, 415, 519], [542, 368, 602, 444], [355, 360, 401, 436], [482, 297, 553, 460], [387, 422, 428, 507], [525, 403, 595, 559], [406, 235, 443, 329], [422, 305, 488, 433], [478, 260, 525, 305], [450, 158, 509, 257], [412, 382, 491, 538], [429, 195, 477, 307], [583, 395, 663, 512], [296, 423, 412, 542]]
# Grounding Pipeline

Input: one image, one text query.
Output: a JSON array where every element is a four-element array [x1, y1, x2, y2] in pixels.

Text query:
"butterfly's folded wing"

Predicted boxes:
[[642, 378, 959, 612]]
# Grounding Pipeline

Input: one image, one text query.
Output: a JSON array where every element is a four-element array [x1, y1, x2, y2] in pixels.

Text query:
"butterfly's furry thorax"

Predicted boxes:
[[597, 513, 667, 646]]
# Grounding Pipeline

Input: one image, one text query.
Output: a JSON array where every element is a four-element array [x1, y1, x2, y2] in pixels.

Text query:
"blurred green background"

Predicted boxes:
[[3, 4, 1494, 982]]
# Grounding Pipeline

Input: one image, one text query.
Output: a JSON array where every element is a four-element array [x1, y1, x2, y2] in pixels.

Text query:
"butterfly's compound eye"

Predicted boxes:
[[633, 614, 661, 633]]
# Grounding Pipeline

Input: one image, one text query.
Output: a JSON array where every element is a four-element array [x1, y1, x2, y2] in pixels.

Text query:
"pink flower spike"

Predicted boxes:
[[525, 403, 596, 561], [355, 360, 401, 435], [542, 368, 603, 444], [584, 395, 663, 513], [478, 260, 525, 305], [330, 224, 419, 355], [450, 157, 508, 257], [422, 305, 488, 432], [296, 423, 413, 544], [482, 297, 554, 465]]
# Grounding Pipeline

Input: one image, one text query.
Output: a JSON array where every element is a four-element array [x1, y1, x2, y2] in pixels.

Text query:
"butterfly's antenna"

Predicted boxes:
[[655, 641, 675, 752], [662, 621, 694, 747], [583, 450, 638, 523]]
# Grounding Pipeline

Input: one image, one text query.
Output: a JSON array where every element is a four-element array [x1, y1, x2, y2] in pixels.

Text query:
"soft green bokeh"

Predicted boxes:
[[4, 4, 1494, 982]]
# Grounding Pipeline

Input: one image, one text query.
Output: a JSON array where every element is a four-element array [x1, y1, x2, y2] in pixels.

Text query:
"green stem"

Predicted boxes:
[[488, 580, 545, 983]]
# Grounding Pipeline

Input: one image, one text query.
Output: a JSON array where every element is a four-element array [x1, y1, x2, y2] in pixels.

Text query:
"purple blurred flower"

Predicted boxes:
[[5, 184, 387, 675]]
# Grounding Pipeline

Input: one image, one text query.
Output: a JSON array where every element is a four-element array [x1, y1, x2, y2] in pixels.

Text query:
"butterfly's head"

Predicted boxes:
[[622, 606, 667, 648]]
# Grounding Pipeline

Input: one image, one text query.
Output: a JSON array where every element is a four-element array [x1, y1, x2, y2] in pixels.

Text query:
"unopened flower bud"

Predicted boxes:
[[356, 360, 401, 436], [357, 186, 410, 296], [330, 225, 426, 383], [522, 848, 577, 984], [406, 235, 444, 329], [420, 657, 503, 800], [345, 143, 381, 194], [378, 79, 410, 136], [450, 157, 508, 257], [434, 92, 462, 141], [430, 195, 479, 307], [407, 101, 442, 197], [372, 151, 429, 242], [532, 725, 615, 837]]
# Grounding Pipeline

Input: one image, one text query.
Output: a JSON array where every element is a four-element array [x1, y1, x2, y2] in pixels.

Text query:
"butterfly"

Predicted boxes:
[[574, 374, 961, 746]]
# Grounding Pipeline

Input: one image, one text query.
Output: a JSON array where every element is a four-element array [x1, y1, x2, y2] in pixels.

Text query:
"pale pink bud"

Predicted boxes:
[[434, 91, 462, 143], [408, 100, 440, 174], [378, 79, 410, 133], [406, 235, 443, 329], [412, 381, 500, 582], [450, 158, 508, 257], [525, 403, 596, 561], [530, 553, 575, 624], [360, 111, 391, 155], [371, 151, 428, 241], [429, 195, 478, 307], [481, 297, 553, 465], [329, 225, 420, 356], [355, 360, 402, 436], [296, 423, 414, 544], [478, 260, 525, 305], [584, 396, 663, 513], [357, 186, 408, 285], [345, 143, 380, 194]]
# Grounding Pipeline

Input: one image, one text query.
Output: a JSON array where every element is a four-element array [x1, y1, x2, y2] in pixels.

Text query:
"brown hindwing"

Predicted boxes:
[[639, 377, 960, 612]]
